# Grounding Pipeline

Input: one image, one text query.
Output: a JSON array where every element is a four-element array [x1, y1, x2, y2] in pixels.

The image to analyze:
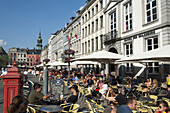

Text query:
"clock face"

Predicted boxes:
[[52, 79, 64, 98]]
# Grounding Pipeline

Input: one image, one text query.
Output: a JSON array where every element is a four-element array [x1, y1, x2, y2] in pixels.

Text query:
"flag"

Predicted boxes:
[[75, 32, 78, 38]]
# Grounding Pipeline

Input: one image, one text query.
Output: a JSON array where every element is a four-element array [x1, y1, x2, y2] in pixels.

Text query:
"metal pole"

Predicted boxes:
[[43, 64, 48, 95]]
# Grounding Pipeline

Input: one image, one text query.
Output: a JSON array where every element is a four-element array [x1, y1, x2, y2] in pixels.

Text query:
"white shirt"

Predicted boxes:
[[99, 84, 108, 95]]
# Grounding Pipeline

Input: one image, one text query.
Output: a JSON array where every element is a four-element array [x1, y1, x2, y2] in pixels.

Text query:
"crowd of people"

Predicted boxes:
[[4, 68, 170, 113]]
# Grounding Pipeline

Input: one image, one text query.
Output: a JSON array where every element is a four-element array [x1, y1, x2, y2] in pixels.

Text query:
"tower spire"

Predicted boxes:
[[36, 32, 42, 50]]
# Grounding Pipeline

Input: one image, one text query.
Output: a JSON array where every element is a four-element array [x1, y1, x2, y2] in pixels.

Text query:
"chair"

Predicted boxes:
[[162, 97, 170, 106], [61, 104, 80, 113], [86, 100, 95, 113], [149, 95, 158, 105], [27, 106, 36, 113]]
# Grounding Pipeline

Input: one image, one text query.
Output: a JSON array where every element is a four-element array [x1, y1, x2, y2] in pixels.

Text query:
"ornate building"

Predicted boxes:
[[36, 32, 43, 50]]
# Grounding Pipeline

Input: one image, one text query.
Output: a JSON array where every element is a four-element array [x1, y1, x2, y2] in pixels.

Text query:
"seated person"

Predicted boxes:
[[28, 83, 52, 105], [148, 79, 159, 95], [99, 80, 108, 95], [67, 75, 74, 86], [154, 100, 169, 113], [64, 85, 78, 104], [145, 78, 152, 88], [105, 88, 126, 106], [86, 76, 94, 87], [118, 97, 137, 113]]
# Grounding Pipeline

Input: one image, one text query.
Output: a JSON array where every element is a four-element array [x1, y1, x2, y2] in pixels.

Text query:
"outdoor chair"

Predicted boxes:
[[162, 97, 170, 106], [61, 103, 80, 113], [27, 106, 36, 113], [148, 95, 158, 105]]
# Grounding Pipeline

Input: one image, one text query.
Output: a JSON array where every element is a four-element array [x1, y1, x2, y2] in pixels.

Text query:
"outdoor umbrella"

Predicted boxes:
[[71, 61, 99, 65], [47, 61, 68, 66], [71, 50, 125, 63]]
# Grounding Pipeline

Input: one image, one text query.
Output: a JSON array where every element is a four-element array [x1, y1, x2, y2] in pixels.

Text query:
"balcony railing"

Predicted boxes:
[[104, 31, 120, 45]]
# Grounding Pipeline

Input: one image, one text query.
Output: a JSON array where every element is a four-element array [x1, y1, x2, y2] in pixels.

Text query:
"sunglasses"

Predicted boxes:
[[159, 106, 162, 108]]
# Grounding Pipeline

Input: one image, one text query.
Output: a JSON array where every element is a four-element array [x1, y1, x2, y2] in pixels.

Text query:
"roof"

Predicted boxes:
[[27, 49, 41, 55], [0, 46, 7, 55]]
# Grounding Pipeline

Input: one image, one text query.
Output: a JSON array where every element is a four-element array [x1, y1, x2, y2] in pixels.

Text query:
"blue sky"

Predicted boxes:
[[0, 0, 86, 52]]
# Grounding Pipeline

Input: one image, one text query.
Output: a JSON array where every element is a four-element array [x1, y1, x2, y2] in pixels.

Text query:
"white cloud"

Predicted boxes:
[[0, 40, 7, 46]]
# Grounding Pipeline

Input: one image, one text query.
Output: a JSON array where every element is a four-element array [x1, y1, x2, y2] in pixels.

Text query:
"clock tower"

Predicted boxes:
[[36, 32, 42, 50]]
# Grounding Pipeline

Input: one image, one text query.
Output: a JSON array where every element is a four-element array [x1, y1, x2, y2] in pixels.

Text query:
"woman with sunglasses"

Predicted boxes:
[[154, 100, 169, 113]]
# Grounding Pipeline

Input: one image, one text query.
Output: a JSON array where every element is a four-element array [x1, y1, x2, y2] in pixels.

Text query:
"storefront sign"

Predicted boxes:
[[124, 30, 155, 42]]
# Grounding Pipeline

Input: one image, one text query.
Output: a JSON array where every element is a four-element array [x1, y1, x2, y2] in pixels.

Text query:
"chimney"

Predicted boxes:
[[70, 17, 75, 22], [86, 0, 91, 4], [76, 10, 80, 16], [65, 23, 69, 28]]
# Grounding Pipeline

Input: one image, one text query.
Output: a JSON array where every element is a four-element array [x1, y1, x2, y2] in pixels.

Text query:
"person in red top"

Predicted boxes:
[[154, 100, 169, 113]]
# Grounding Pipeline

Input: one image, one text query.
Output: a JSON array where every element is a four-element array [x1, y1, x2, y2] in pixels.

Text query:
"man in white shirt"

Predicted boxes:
[[99, 80, 108, 95]]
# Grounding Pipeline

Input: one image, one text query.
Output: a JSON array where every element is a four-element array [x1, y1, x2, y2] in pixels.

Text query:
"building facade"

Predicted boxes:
[[8, 47, 18, 64], [27, 49, 41, 67], [40, 44, 49, 63], [104, 0, 170, 79], [80, 0, 107, 56]]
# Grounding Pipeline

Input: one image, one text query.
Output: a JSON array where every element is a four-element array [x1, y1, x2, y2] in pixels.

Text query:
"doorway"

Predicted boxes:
[[109, 48, 118, 73]]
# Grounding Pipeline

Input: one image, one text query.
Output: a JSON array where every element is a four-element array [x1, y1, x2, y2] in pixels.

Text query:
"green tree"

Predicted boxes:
[[0, 55, 9, 68]]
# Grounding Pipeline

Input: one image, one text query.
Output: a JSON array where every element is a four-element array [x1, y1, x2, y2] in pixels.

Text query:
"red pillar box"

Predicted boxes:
[[2, 62, 23, 113]]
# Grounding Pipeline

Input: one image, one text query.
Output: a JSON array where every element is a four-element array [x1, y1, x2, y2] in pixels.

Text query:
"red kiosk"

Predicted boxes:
[[2, 62, 23, 113]]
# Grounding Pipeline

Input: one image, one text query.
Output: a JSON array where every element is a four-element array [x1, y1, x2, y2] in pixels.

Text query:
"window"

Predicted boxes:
[[125, 43, 133, 57], [92, 22, 94, 33], [126, 63, 133, 73], [88, 11, 90, 19], [24, 54, 26, 57], [146, 36, 159, 74], [85, 27, 87, 37], [125, 1, 132, 31], [111, 11, 116, 38], [85, 42, 87, 53], [100, 35, 103, 49], [125, 43, 133, 73], [88, 40, 90, 53], [96, 19, 98, 31], [85, 14, 87, 22], [27, 58, 29, 61], [96, 4, 98, 13], [88, 24, 90, 35], [82, 28, 84, 38], [148, 62, 159, 73], [92, 8, 94, 16], [82, 16, 84, 24], [146, 36, 158, 51], [96, 37, 98, 51], [92, 39, 94, 52], [100, 16, 103, 28], [146, 0, 157, 22], [82, 43, 84, 54], [100, 0, 103, 9]]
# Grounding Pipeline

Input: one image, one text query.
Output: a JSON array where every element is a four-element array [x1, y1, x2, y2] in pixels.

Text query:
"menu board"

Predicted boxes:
[[51, 79, 64, 99]]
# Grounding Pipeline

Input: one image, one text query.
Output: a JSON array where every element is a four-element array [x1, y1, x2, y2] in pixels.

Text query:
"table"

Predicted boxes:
[[139, 97, 155, 103], [39, 105, 63, 113]]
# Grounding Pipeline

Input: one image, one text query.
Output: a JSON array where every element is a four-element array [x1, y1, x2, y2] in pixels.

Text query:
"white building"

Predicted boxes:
[[104, 0, 170, 80], [80, 0, 108, 56]]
